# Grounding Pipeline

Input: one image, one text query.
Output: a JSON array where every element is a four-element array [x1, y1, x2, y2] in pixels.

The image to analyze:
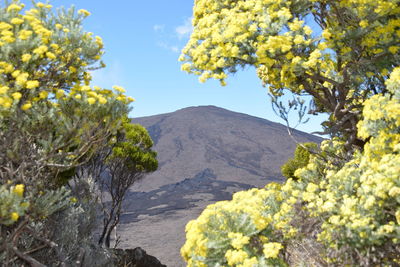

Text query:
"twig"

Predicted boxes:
[[11, 246, 46, 267]]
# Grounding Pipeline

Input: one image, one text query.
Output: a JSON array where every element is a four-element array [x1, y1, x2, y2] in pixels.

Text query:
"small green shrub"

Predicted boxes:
[[281, 142, 319, 180]]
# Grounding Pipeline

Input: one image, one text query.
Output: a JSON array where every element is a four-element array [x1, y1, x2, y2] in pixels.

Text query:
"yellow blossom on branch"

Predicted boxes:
[[13, 184, 24, 197]]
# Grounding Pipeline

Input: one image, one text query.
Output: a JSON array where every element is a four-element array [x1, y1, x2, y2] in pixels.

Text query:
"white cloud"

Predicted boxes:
[[153, 17, 192, 53], [175, 17, 193, 39], [153, 24, 165, 32], [157, 42, 180, 53]]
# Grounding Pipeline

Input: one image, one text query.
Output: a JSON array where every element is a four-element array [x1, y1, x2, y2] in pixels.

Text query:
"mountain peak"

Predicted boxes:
[[132, 106, 321, 192]]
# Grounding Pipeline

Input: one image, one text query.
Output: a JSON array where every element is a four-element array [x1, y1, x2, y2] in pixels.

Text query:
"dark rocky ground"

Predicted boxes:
[[121, 168, 255, 224]]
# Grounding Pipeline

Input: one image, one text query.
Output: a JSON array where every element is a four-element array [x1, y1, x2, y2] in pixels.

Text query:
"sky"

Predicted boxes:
[[51, 0, 327, 135]]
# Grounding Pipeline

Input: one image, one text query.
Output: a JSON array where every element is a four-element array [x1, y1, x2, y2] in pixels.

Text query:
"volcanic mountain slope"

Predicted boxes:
[[118, 106, 323, 266], [131, 105, 322, 192]]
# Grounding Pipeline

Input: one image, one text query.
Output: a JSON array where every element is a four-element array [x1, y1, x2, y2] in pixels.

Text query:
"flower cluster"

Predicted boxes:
[[0, 1, 134, 113], [181, 183, 297, 266], [180, 0, 399, 93], [0, 183, 28, 225], [180, 0, 400, 147]]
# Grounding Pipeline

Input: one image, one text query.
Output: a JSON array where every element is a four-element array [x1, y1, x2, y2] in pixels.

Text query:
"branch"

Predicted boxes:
[[11, 246, 46, 267]]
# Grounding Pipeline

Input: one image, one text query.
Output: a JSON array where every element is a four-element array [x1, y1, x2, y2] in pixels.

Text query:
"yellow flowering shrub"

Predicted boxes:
[[181, 183, 303, 266], [0, 0, 133, 113], [183, 67, 400, 264], [0, 1, 141, 265], [0, 0, 134, 189], [181, 0, 400, 265], [291, 68, 400, 264], [181, 0, 400, 148]]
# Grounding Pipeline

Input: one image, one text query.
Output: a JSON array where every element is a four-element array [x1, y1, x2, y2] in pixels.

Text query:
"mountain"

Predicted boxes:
[[130, 105, 321, 192], [118, 106, 322, 267]]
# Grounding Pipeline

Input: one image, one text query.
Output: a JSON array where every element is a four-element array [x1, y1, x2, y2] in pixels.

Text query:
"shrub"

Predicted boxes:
[[180, 0, 400, 264], [0, 1, 139, 265], [281, 143, 319, 180]]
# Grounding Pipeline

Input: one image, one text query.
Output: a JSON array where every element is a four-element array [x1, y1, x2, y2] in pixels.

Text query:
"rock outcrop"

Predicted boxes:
[[112, 247, 166, 267]]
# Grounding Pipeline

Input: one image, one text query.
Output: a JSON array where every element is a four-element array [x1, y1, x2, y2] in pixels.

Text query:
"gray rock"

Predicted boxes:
[[112, 247, 167, 267]]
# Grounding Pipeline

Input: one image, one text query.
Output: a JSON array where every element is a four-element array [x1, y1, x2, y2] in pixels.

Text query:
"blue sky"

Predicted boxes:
[[53, 0, 327, 135]]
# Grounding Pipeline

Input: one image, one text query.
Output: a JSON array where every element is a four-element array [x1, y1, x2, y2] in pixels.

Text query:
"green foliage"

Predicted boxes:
[[87, 116, 158, 248], [281, 143, 318, 180], [110, 117, 158, 173]]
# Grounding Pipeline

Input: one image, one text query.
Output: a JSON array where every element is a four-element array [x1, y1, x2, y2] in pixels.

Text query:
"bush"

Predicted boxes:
[[180, 0, 400, 264], [0, 1, 141, 265], [281, 143, 319, 180], [181, 68, 400, 265]]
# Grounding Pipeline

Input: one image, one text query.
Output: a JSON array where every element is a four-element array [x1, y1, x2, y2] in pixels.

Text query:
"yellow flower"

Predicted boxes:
[[21, 102, 32, 110], [12, 70, 21, 78], [263, 242, 283, 258], [18, 30, 33, 40], [359, 20, 369, 28], [228, 232, 250, 249], [26, 80, 39, 89], [306, 183, 318, 193], [2, 35, 15, 43], [12, 92, 22, 100], [98, 96, 107, 104], [7, 4, 22, 13], [0, 86, 9, 94], [10, 18, 24, 25], [11, 212, 19, 221], [21, 54, 32, 62], [0, 22, 12, 31], [36, 2, 46, 8], [70, 197, 78, 203], [56, 89, 65, 98], [39, 91, 48, 99], [225, 249, 248, 265], [87, 97, 96, 105], [95, 36, 103, 46], [13, 184, 24, 196], [46, 52, 56, 60], [33, 45, 48, 55], [0, 97, 12, 108], [303, 26, 312, 35], [78, 9, 91, 17], [389, 46, 399, 54], [3, 63, 14, 73], [113, 85, 126, 93], [69, 66, 77, 73], [15, 73, 29, 86], [322, 29, 332, 39]]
